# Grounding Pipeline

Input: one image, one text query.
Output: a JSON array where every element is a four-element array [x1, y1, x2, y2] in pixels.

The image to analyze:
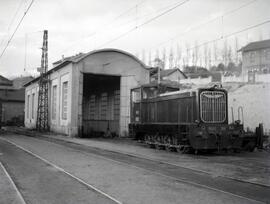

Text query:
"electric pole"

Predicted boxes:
[[36, 30, 49, 131]]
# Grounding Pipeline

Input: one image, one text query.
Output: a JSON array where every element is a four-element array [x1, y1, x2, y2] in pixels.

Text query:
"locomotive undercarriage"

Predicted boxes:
[[130, 123, 244, 154]]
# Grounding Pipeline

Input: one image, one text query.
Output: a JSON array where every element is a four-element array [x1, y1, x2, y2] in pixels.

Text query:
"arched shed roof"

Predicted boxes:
[[53, 48, 148, 70], [24, 48, 148, 87]]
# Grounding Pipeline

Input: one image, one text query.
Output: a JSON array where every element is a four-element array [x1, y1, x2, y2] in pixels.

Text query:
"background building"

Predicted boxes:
[[24, 49, 149, 137], [0, 75, 27, 125], [239, 39, 270, 82], [150, 68, 187, 83]]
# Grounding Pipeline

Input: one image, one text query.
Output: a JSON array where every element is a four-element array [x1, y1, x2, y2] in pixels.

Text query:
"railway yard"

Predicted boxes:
[[0, 130, 269, 204]]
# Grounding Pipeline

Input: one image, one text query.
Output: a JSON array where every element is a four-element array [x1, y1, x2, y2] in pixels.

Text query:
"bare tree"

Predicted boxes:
[[162, 48, 166, 69], [185, 43, 190, 67], [176, 43, 182, 68], [204, 44, 208, 68], [227, 45, 232, 64], [192, 41, 199, 67], [155, 49, 160, 60], [234, 36, 239, 65], [222, 39, 228, 66], [208, 47, 212, 69], [169, 46, 174, 69], [141, 49, 146, 63], [148, 51, 152, 66], [213, 41, 218, 65]]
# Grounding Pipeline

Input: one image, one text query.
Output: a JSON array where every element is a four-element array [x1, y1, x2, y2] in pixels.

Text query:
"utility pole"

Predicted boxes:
[[36, 30, 49, 131]]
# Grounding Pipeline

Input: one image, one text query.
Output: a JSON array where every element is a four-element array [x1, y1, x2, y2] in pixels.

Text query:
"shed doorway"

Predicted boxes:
[[82, 74, 120, 137]]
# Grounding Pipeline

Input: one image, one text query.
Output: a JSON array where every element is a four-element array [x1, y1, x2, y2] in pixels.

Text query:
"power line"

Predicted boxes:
[[61, 0, 147, 53], [0, 0, 25, 48], [0, 0, 35, 60], [97, 0, 190, 48], [151, 0, 258, 50], [186, 20, 270, 54]]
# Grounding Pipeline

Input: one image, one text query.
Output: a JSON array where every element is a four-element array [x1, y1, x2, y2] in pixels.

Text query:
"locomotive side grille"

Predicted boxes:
[[200, 91, 226, 123]]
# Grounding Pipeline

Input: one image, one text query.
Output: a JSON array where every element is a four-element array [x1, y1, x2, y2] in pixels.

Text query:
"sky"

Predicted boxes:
[[0, 0, 270, 78]]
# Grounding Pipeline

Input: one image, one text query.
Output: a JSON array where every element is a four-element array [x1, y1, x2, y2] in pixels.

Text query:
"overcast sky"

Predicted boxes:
[[0, 0, 270, 77]]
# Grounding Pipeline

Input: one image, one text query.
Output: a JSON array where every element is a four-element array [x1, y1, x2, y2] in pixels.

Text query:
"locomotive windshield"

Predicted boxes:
[[131, 88, 141, 102], [142, 87, 158, 99], [200, 90, 227, 123]]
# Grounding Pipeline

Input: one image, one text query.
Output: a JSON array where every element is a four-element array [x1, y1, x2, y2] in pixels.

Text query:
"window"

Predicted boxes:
[[27, 95, 30, 119], [52, 85, 57, 120], [265, 49, 270, 60], [62, 81, 68, 120], [131, 88, 141, 102], [250, 52, 255, 63], [31, 93, 35, 119]]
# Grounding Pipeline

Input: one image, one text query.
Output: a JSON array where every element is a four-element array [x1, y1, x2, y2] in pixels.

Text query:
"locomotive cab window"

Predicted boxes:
[[131, 88, 141, 102], [142, 87, 158, 99]]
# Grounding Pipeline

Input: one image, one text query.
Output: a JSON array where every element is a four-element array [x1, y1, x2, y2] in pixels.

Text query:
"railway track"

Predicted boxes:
[[8, 133, 269, 204]]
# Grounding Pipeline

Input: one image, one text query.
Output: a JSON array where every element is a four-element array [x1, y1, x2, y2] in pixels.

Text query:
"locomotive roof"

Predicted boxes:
[[159, 85, 226, 97], [159, 88, 196, 97], [132, 80, 183, 89]]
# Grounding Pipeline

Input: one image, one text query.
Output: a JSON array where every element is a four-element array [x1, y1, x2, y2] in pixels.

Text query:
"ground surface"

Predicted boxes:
[[0, 132, 270, 204]]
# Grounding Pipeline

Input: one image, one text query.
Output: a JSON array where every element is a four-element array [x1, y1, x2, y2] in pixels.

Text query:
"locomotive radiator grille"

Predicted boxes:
[[200, 91, 226, 123]]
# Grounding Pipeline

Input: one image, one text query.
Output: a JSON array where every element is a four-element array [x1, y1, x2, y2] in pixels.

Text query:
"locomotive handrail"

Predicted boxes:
[[231, 107, 234, 123], [238, 106, 244, 126]]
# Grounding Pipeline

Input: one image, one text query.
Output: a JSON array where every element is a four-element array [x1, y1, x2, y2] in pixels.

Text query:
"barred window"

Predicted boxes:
[[27, 95, 30, 119], [62, 81, 68, 120], [52, 85, 57, 120], [31, 93, 35, 119]]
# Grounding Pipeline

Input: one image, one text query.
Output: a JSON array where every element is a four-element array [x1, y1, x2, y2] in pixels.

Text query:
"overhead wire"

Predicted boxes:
[[0, 0, 35, 59], [150, 0, 259, 50], [97, 0, 191, 49], [0, 0, 25, 48], [61, 0, 147, 53], [185, 19, 270, 54]]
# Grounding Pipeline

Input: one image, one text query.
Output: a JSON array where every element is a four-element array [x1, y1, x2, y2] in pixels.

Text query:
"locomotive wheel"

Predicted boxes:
[[165, 145, 172, 151], [154, 144, 161, 149], [176, 146, 185, 153]]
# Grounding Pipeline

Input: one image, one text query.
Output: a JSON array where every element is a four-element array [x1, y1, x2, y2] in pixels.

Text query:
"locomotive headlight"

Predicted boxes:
[[195, 130, 204, 138]]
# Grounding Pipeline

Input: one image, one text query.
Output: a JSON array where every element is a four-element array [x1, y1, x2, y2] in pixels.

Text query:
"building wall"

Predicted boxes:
[[49, 64, 74, 135], [2, 101, 24, 124], [25, 50, 149, 137], [25, 83, 38, 128], [25, 64, 74, 134], [242, 48, 270, 75], [228, 83, 270, 132]]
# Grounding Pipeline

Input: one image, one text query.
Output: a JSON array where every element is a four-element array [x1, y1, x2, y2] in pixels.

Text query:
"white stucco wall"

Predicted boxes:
[[25, 64, 74, 135], [25, 49, 149, 137]]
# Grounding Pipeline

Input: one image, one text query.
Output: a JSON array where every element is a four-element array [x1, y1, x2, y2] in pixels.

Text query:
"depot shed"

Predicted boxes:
[[24, 49, 149, 137]]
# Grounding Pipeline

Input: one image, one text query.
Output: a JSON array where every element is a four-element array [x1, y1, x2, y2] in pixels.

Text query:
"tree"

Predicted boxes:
[[204, 44, 208, 68], [162, 48, 166, 69], [175, 43, 182, 68], [217, 63, 225, 72], [141, 49, 146, 63], [148, 51, 152, 66], [213, 41, 218, 64], [185, 43, 190, 67], [154, 57, 164, 69], [169, 46, 174, 69], [192, 41, 199, 67], [222, 39, 228, 66], [208, 47, 212, 69]]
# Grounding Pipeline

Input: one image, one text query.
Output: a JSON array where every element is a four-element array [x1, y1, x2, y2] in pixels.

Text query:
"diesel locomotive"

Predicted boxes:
[[129, 82, 245, 153]]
